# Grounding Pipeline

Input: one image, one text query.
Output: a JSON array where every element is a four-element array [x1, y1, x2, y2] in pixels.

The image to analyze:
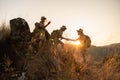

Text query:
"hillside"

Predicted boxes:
[[0, 17, 120, 80], [87, 43, 120, 62]]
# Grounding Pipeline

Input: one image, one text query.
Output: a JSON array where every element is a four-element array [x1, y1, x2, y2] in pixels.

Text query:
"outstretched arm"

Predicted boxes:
[[44, 21, 51, 28], [61, 37, 76, 41]]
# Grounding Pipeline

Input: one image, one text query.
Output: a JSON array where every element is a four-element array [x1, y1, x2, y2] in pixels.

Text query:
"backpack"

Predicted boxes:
[[33, 22, 40, 34], [85, 35, 91, 48], [51, 30, 60, 38]]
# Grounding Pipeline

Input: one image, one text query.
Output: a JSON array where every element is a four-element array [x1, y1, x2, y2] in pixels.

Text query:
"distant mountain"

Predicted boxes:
[[87, 43, 120, 62]]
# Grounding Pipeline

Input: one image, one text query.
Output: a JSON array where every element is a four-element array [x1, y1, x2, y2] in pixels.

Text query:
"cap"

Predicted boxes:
[[41, 16, 46, 20], [61, 25, 67, 30], [77, 28, 83, 33]]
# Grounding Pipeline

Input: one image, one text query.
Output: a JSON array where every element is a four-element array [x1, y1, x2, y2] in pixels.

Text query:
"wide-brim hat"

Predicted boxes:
[[61, 25, 67, 30], [77, 28, 83, 33], [41, 16, 46, 20]]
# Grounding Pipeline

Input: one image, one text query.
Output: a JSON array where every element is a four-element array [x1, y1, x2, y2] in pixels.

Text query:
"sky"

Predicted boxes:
[[0, 0, 120, 46]]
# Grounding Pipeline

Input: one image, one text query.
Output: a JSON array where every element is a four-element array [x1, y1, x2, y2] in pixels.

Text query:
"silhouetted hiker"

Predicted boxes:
[[51, 25, 70, 54], [75, 28, 91, 63], [31, 16, 51, 50], [34, 16, 51, 32]]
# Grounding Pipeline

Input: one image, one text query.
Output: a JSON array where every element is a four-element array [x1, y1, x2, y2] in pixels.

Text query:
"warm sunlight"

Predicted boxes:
[[71, 41, 81, 46], [0, 0, 120, 46]]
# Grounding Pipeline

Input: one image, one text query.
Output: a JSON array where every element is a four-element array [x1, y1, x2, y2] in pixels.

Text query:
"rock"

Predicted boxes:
[[10, 17, 31, 42], [0, 17, 32, 77], [9, 17, 31, 55]]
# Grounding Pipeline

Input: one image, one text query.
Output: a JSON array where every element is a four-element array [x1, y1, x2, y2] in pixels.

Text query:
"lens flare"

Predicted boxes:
[[71, 41, 80, 46]]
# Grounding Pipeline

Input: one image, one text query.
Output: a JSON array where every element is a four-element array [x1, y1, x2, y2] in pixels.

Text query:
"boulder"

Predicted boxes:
[[10, 17, 31, 42]]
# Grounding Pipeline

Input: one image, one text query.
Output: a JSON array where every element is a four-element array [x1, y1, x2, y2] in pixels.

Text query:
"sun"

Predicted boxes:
[[71, 41, 81, 46]]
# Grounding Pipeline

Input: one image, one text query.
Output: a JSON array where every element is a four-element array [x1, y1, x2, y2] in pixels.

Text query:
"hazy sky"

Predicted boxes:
[[0, 0, 120, 46]]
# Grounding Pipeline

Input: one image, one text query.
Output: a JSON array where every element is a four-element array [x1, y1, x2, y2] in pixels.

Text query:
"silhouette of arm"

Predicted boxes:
[[69, 38, 79, 41], [44, 21, 51, 28], [61, 37, 75, 41]]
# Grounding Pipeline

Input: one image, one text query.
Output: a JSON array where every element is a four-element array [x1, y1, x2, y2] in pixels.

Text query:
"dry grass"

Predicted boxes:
[[0, 24, 120, 80], [25, 43, 120, 80], [0, 23, 10, 40]]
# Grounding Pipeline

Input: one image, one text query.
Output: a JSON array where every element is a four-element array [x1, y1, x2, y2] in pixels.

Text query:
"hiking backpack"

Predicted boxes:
[[85, 35, 91, 48], [51, 30, 60, 38]]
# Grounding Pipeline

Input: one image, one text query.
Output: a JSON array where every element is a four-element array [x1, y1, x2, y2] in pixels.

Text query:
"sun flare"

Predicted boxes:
[[71, 41, 80, 46]]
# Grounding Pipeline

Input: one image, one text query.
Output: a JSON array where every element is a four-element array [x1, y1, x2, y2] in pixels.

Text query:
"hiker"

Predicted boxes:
[[51, 25, 70, 51], [31, 16, 51, 50], [34, 16, 51, 30], [74, 28, 91, 62]]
